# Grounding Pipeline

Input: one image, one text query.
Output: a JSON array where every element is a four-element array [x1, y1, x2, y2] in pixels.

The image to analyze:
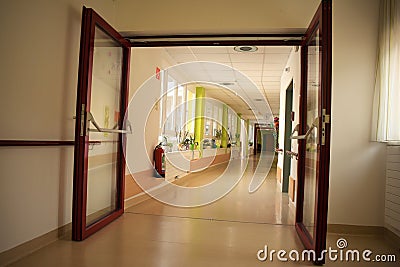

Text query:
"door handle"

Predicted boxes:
[[87, 112, 132, 134], [290, 117, 319, 140], [285, 150, 299, 160]]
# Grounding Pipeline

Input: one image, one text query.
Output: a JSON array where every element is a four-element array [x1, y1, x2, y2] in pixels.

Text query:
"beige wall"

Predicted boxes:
[[115, 0, 320, 34], [0, 0, 118, 253], [129, 48, 176, 173], [278, 48, 300, 199], [328, 0, 386, 226], [277, 0, 386, 226], [0, 0, 387, 253]]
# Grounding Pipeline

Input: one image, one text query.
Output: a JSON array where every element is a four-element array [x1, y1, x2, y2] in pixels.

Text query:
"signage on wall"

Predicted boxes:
[[155, 67, 161, 80]]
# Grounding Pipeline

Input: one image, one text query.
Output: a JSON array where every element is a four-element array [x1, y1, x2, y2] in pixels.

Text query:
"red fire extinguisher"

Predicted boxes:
[[153, 144, 165, 177]]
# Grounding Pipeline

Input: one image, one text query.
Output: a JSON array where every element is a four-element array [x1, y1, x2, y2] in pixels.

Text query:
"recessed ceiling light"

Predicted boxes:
[[234, 46, 258, 53]]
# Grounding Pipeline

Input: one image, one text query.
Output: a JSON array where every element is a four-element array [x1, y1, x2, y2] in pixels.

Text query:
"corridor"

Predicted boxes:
[[6, 155, 399, 267]]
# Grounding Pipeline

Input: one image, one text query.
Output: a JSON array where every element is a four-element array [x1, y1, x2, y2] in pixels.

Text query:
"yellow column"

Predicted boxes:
[[221, 104, 228, 148], [236, 113, 242, 146], [186, 90, 195, 134], [245, 119, 249, 157], [194, 87, 205, 148]]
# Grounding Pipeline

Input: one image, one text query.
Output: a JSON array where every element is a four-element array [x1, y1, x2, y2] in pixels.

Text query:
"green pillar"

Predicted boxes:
[[236, 113, 242, 146], [221, 104, 228, 148], [245, 119, 249, 156], [194, 87, 205, 148]]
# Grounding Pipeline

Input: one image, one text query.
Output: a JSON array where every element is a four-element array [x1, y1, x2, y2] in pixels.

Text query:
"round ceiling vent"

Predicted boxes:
[[234, 46, 258, 52]]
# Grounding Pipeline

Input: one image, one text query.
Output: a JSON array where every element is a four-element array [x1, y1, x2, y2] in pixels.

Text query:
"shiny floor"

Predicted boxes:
[[7, 154, 399, 266]]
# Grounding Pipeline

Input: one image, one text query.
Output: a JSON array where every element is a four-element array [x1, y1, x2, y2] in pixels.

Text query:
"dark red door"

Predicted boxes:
[[294, 0, 332, 264], [72, 7, 131, 241]]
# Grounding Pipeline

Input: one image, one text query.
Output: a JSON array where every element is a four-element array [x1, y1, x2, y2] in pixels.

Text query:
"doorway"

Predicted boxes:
[[282, 81, 294, 193], [73, 3, 332, 264]]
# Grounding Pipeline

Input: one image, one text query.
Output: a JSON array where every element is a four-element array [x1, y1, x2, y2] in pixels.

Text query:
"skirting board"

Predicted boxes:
[[328, 224, 384, 235], [0, 224, 71, 267], [328, 224, 400, 247], [124, 161, 230, 209]]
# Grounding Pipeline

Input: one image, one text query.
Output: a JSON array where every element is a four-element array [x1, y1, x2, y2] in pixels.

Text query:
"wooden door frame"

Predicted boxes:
[[294, 1, 332, 264], [72, 7, 131, 241]]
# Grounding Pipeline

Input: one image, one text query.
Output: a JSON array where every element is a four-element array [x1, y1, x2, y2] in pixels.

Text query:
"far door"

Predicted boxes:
[[72, 7, 131, 241], [295, 0, 332, 265]]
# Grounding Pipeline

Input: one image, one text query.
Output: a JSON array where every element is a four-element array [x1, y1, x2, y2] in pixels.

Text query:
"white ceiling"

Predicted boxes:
[[164, 46, 292, 121]]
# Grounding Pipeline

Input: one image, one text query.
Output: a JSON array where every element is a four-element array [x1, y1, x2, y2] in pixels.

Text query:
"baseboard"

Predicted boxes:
[[124, 161, 230, 210], [0, 224, 71, 267], [124, 190, 153, 209], [384, 226, 400, 247], [327, 224, 384, 235]]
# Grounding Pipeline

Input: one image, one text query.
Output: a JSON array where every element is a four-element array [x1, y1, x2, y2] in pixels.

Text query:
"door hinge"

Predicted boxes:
[[80, 104, 86, 136], [321, 109, 330, 145]]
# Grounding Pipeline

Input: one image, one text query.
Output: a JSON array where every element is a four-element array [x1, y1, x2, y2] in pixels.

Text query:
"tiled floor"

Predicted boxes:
[[6, 154, 399, 266]]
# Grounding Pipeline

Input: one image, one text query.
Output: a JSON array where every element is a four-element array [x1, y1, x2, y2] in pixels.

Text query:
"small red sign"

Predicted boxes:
[[155, 67, 161, 80]]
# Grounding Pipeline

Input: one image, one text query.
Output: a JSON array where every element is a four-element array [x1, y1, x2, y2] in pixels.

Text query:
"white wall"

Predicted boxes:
[[277, 0, 386, 226], [128, 48, 176, 173], [115, 0, 320, 34], [385, 145, 400, 237], [0, 0, 388, 254], [278, 48, 301, 197], [328, 0, 386, 226], [0, 0, 119, 253]]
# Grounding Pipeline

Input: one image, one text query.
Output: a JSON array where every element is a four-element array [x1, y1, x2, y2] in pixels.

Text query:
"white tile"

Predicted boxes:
[[230, 53, 264, 63], [169, 53, 197, 63], [264, 53, 291, 64], [165, 46, 192, 54], [194, 53, 231, 62], [231, 62, 263, 71], [190, 46, 230, 54], [264, 46, 293, 54]]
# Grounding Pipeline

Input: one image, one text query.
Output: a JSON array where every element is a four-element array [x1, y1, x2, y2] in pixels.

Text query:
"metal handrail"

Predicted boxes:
[[286, 150, 299, 160], [290, 117, 319, 140], [87, 112, 132, 134]]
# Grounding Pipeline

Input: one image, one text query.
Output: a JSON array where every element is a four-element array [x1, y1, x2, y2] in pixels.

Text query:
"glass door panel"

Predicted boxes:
[[302, 28, 320, 238], [86, 26, 123, 226], [72, 7, 131, 241], [295, 1, 332, 265]]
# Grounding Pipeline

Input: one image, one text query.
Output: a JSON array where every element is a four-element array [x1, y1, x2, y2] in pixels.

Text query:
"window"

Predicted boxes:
[[372, 0, 400, 142]]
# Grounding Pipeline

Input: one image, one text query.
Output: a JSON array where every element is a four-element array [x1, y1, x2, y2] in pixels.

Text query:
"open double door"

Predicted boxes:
[[72, 1, 332, 265]]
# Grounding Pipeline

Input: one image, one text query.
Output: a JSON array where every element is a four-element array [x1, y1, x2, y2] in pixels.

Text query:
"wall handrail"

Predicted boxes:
[[0, 140, 75, 147]]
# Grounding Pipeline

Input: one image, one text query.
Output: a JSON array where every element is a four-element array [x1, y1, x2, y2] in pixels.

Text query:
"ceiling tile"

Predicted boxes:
[[166, 47, 192, 54], [262, 76, 281, 82], [264, 54, 291, 64], [194, 53, 231, 62], [169, 54, 196, 63], [264, 46, 293, 54], [263, 63, 287, 71], [230, 53, 264, 63], [231, 62, 263, 71], [191, 46, 230, 54], [263, 70, 283, 77]]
